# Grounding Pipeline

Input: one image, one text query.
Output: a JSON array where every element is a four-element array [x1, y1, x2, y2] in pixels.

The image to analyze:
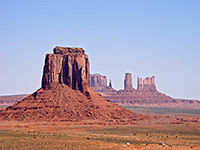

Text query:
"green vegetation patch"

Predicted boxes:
[[123, 106, 200, 116], [0, 130, 112, 150]]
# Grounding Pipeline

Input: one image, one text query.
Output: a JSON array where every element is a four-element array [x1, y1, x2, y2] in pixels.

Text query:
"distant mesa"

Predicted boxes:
[[90, 73, 200, 109], [0, 94, 28, 106], [0, 46, 145, 122], [90, 74, 116, 96], [90, 74, 107, 88]]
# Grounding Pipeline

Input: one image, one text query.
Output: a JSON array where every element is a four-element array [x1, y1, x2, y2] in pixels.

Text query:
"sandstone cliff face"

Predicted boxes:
[[90, 74, 107, 87], [124, 73, 133, 90], [42, 46, 90, 94]]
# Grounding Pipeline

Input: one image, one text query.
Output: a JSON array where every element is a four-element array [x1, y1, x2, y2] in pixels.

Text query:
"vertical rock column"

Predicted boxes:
[[124, 73, 133, 90], [109, 79, 112, 88]]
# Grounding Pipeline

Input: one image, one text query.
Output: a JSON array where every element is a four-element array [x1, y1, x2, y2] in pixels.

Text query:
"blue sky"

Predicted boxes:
[[0, 0, 199, 100]]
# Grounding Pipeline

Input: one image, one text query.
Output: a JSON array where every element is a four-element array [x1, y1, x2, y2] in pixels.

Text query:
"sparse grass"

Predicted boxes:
[[0, 130, 117, 150], [0, 123, 199, 149], [86, 125, 200, 146]]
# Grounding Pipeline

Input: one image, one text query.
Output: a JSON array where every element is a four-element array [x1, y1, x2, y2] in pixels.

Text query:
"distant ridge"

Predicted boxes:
[[90, 73, 200, 109], [0, 94, 28, 106]]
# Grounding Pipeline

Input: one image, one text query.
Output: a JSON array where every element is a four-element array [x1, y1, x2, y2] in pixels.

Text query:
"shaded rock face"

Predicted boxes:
[[90, 74, 107, 87], [124, 73, 133, 90], [42, 46, 90, 93], [109, 79, 112, 88]]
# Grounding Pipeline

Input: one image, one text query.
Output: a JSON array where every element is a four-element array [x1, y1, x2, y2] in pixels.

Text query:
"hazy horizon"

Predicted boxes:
[[0, 0, 199, 100]]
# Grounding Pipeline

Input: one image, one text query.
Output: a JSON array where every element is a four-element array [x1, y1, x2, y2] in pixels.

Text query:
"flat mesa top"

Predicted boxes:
[[53, 46, 85, 54]]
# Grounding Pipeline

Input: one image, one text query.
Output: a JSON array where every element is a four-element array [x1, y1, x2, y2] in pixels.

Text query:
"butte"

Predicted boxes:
[[0, 46, 146, 123]]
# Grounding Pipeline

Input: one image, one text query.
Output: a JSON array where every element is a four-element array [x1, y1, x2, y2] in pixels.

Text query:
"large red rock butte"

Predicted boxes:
[[90, 73, 200, 109], [0, 47, 146, 122], [42, 47, 90, 94]]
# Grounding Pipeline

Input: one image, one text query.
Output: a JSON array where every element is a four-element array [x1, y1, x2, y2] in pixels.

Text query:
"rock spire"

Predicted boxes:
[[137, 77, 143, 90], [109, 79, 112, 88], [124, 73, 133, 90]]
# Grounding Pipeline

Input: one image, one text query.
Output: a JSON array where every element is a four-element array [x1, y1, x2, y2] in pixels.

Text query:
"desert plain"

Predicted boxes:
[[0, 105, 200, 150]]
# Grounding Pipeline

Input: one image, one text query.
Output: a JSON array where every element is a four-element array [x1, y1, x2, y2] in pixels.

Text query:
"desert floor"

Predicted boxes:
[[0, 109, 200, 150]]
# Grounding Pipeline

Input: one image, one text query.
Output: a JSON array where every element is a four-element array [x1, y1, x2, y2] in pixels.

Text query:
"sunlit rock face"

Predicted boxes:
[[42, 46, 90, 93]]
